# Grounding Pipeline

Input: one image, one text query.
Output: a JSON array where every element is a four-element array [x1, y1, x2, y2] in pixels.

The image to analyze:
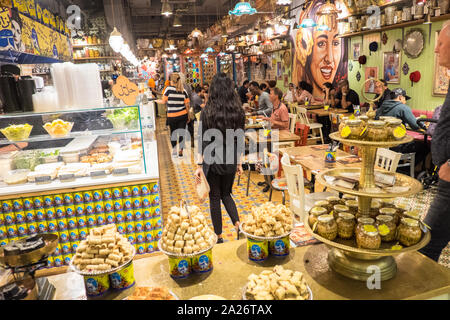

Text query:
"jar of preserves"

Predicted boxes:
[[333, 205, 350, 219], [317, 215, 338, 241], [345, 200, 359, 216], [327, 196, 343, 207], [341, 120, 363, 140], [309, 207, 327, 227], [314, 200, 332, 213], [385, 118, 405, 141], [366, 120, 388, 141], [379, 207, 399, 225], [379, 198, 396, 209], [337, 213, 356, 239], [370, 200, 382, 219], [356, 225, 381, 249], [397, 218, 422, 247], [339, 117, 349, 135], [358, 115, 369, 127], [376, 215, 397, 242], [356, 217, 375, 234]]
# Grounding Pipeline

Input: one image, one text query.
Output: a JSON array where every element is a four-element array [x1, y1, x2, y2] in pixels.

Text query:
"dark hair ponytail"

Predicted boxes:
[[202, 73, 245, 133]]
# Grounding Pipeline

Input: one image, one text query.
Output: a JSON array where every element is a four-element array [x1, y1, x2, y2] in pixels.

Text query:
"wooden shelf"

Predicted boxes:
[[338, 13, 450, 38], [73, 56, 122, 61], [339, 0, 410, 19], [72, 43, 107, 48]]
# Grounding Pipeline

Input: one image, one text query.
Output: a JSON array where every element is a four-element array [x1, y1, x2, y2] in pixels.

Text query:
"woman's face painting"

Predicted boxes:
[[310, 28, 342, 90]]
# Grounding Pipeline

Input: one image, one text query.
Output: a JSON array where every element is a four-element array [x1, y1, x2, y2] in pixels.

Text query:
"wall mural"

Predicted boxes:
[[290, 0, 349, 100]]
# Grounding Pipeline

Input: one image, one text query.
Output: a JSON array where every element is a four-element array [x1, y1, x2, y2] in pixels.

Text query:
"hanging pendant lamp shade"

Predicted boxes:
[[190, 28, 203, 38], [161, 1, 173, 16], [173, 15, 182, 27], [229, 0, 257, 16], [109, 27, 124, 52]]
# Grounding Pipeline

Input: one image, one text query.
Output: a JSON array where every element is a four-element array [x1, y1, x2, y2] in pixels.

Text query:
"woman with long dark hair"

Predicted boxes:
[[195, 73, 246, 243]]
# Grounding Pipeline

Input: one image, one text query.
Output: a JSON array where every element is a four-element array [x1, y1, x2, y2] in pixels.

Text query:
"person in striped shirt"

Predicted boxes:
[[157, 73, 191, 157]]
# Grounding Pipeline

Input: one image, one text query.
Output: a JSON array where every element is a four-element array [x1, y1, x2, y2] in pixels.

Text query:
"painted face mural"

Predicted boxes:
[[292, 0, 349, 100]]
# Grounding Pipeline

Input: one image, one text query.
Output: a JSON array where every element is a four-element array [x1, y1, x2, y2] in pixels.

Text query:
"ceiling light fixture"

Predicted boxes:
[[108, 0, 124, 52], [173, 15, 182, 27], [276, 0, 292, 5], [229, 0, 257, 16], [161, 1, 173, 17]]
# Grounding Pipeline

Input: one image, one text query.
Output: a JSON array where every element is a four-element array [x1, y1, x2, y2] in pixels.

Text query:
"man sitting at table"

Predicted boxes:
[[259, 87, 289, 130], [333, 79, 360, 113], [250, 81, 273, 117], [374, 79, 392, 110]]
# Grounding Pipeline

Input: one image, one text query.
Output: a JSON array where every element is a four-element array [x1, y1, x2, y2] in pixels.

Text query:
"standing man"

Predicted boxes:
[[333, 79, 360, 114], [249, 82, 273, 117], [420, 22, 450, 262], [238, 80, 250, 104]]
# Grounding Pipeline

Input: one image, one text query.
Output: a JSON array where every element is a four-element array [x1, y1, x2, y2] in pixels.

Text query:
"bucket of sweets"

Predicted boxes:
[[240, 203, 294, 262], [70, 224, 136, 299], [158, 202, 217, 280]]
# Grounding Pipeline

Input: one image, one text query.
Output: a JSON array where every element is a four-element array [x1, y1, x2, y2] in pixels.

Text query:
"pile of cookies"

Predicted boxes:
[[243, 203, 293, 237], [72, 225, 134, 272], [160, 205, 216, 255], [245, 266, 310, 300]]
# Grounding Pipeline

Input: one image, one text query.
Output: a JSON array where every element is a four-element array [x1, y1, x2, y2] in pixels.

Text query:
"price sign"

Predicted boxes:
[[112, 76, 139, 106], [59, 174, 75, 182], [90, 171, 107, 178], [36, 176, 52, 184]]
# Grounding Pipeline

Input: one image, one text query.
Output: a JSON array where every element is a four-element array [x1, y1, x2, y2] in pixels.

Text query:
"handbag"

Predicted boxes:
[[196, 169, 210, 203]]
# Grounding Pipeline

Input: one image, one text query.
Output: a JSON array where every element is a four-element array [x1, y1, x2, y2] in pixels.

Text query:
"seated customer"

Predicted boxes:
[[375, 88, 421, 130], [333, 79, 360, 113], [296, 81, 315, 104], [374, 79, 392, 110], [323, 82, 336, 106], [259, 88, 289, 130], [250, 82, 273, 117], [283, 83, 296, 104]]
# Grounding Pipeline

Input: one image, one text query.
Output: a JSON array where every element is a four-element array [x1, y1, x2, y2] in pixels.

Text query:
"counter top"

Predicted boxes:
[[45, 240, 450, 300]]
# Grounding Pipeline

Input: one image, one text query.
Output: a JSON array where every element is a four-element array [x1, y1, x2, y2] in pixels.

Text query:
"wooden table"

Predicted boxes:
[[308, 108, 352, 118], [246, 130, 301, 145], [44, 240, 450, 300], [280, 145, 362, 192]]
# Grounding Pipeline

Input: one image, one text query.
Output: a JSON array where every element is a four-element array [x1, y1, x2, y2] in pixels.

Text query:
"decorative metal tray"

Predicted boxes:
[[317, 168, 423, 198], [69, 247, 136, 277], [0, 234, 58, 268], [157, 234, 218, 259], [239, 223, 292, 242]]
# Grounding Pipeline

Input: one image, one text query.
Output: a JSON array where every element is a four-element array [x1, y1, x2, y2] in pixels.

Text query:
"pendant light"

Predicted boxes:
[[173, 15, 182, 27], [190, 2, 203, 38], [161, 0, 173, 16], [229, 0, 257, 16], [108, 0, 124, 52]]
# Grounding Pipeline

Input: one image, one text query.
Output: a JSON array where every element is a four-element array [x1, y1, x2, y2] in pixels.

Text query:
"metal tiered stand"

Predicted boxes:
[[304, 81, 431, 282]]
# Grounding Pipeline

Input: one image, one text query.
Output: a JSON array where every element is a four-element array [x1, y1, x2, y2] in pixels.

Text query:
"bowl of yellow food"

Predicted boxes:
[[43, 120, 74, 138], [1, 124, 33, 142]]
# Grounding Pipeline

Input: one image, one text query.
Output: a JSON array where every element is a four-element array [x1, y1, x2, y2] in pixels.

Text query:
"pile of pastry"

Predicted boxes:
[[160, 205, 216, 255], [125, 287, 177, 300], [243, 203, 293, 237], [245, 266, 310, 300], [72, 225, 134, 272]]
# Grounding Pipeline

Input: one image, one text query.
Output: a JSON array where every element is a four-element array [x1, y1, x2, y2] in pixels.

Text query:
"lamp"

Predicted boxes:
[[229, 0, 257, 16], [276, 0, 292, 5], [173, 15, 182, 27], [221, 26, 228, 38], [190, 28, 203, 38], [109, 27, 124, 52], [161, 1, 173, 16]]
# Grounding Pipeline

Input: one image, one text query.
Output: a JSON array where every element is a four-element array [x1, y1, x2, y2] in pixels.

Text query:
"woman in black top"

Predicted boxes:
[[195, 73, 246, 243]]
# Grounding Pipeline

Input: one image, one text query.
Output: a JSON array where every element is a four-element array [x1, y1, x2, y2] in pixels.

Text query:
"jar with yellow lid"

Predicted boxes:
[[345, 200, 359, 216], [397, 218, 422, 247], [356, 217, 375, 234], [309, 207, 328, 227], [314, 200, 332, 213], [356, 225, 381, 249], [366, 120, 388, 141], [317, 215, 338, 241], [333, 205, 350, 219], [341, 119, 363, 140], [370, 200, 382, 219], [339, 117, 349, 135], [379, 207, 399, 225], [326, 196, 343, 207], [337, 213, 356, 239], [385, 118, 406, 141], [376, 215, 397, 242]]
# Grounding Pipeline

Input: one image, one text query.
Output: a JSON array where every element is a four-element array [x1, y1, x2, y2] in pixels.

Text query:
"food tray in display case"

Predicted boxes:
[[157, 234, 218, 259], [0, 104, 159, 198]]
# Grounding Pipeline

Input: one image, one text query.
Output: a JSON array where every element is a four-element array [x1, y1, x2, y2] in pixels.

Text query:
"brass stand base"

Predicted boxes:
[[328, 248, 397, 282]]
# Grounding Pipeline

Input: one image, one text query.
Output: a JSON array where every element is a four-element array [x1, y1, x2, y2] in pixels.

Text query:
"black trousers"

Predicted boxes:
[[167, 115, 188, 149], [207, 170, 240, 236], [419, 179, 450, 262]]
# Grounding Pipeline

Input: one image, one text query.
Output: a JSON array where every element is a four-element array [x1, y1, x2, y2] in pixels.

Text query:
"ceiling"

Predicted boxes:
[[128, 0, 240, 40]]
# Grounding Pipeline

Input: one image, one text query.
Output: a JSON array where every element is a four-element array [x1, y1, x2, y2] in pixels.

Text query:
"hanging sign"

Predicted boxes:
[[112, 76, 139, 106]]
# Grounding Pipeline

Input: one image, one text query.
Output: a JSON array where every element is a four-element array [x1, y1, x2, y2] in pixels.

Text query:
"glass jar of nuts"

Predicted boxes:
[[336, 213, 356, 240], [370, 200, 382, 219], [327, 196, 343, 207], [309, 207, 328, 227], [339, 117, 349, 135], [341, 119, 363, 140], [397, 218, 423, 247], [379, 207, 399, 225], [356, 217, 375, 234], [345, 200, 359, 216], [366, 120, 388, 142], [376, 215, 397, 242], [356, 225, 381, 250], [314, 200, 332, 213], [333, 205, 350, 219], [317, 215, 338, 241]]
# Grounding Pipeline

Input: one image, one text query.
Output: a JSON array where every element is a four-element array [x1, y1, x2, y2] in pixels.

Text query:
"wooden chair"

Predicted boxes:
[[274, 113, 298, 150], [397, 153, 416, 178], [296, 107, 325, 145], [294, 123, 310, 147], [288, 103, 298, 115], [280, 154, 338, 220], [376, 148, 402, 173]]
